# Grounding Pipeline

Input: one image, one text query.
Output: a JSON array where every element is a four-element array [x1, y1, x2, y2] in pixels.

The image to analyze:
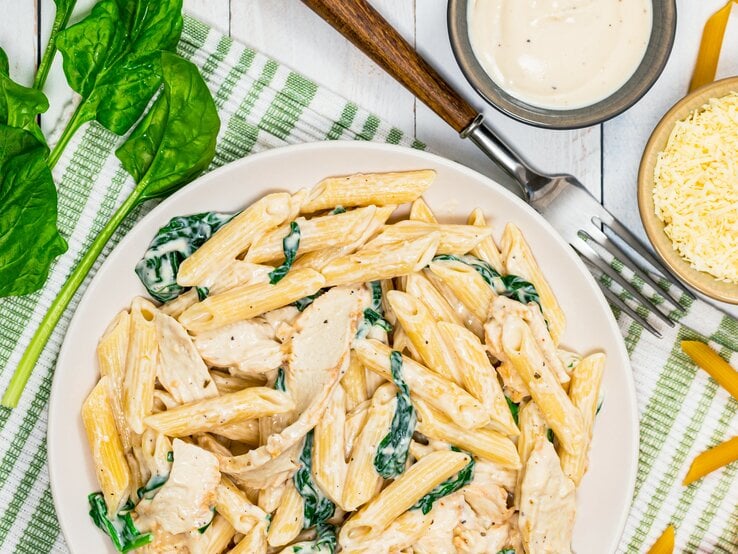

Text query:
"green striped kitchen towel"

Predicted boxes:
[[0, 14, 735, 554]]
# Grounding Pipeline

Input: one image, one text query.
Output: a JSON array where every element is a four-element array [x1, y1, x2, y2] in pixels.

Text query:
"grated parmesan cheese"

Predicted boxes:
[[653, 92, 738, 284]]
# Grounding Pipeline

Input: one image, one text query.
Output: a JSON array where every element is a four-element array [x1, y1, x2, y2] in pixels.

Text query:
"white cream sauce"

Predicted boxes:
[[468, 0, 652, 109]]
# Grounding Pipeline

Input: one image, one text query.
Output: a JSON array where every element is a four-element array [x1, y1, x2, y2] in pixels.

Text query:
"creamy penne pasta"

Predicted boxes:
[[84, 170, 604, 553]]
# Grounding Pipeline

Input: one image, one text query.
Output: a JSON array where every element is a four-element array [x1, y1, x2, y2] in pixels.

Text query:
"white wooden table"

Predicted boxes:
[[2, 0, 738, 316]]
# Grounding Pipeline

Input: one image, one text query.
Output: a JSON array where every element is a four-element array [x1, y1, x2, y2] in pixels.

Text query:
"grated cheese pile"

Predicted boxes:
[[653, 92, 738, 284]]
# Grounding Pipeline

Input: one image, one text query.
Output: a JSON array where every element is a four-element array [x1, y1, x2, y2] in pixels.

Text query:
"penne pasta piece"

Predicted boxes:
[[502, 223, 565, 344], [405, 272, 463, 326], [560, 353, 605, 484], [179, 268, 326, 332], [515, 401, 548, 508], [437, 321, 518, 436], [344, 400, 370, 460], [321, 233, 441, 287], [122, 297, 159, 434], [229, 519, 268, 554], [387, 290, 462, 385], [683, 436, 738, 485], [646, 525, 675, 554], [156, 311, 219, 404], [427, 259, 494, 322], [467, 208, 504, 273], [210, 370, 265, 394], [343, 383, 396, 511], [82, 378, 131, 516], [313, 386, 347, 505], [409, 197, 438, 223], [204, 515, 236, 554], [177, 192, 292, 287], [341, 354, 369, 412], [366, 220, 492, 256], [97, 311, 134, 451], [144, 387, 294, 437], [681, 340, 738, 400], [300, 170, 434, 213], [160, 288, 199, 318], [215, 476, 268, 535], [216, 419, 260, 445], [258, 478, 287, 514], [267, 479, 304, 547], [291, 206, 396, 272], [413, 399, 520, 469], [423, 269, 484, 337], [246, 206, 378, 263], [341, 509, 433, 553], [501, 317, 584, 454], [339, 449, 470, 543], [354, 339, 488, 429]]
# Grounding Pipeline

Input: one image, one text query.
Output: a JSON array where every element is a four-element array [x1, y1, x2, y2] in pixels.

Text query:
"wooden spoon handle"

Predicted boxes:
[[301, 0, 479, 134]]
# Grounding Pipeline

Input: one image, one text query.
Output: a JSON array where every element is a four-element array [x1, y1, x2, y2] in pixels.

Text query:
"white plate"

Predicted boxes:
[[48, 141, 638, 553]]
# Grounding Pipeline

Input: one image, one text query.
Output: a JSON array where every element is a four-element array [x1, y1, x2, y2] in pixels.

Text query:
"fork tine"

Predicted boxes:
[[578, 253, 663, 337], [583, 224, 685, 313], [597, 280, 662, 337], [594, 214, 696, 300], [573, 240, 675, 327]]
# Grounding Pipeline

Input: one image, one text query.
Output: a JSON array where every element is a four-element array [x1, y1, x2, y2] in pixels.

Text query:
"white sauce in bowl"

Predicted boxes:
[[468, 0, 652, 110]]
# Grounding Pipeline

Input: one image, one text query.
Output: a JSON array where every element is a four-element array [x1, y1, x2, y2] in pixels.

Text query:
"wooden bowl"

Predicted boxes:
[[638, 77, 738, 304]]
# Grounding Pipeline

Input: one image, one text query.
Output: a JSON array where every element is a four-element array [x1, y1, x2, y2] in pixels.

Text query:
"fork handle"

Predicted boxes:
[[300, 0, 542, 198], [300, 0, 477, 133]]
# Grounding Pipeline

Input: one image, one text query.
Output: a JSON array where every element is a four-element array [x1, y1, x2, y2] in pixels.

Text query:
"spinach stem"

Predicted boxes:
[[47, 100, 87, 169], [1, 189, 141, 408], [33, 1, 77, 91]]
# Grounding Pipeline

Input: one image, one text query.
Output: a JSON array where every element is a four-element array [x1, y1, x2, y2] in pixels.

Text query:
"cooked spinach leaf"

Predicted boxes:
[[432, 254, 540, 307], [0, 126, 67, 297], [292, 522, 337, 553], [0, 51, 49, 145], [274, 367, 286, 392], [374, 350, 416, 479], [166, 450, 174, 463], [197, 508, 216, 534], [116, 52, 220, 200], [269, 221, 300, 284], [329, 206, 345, 215], [88, 491, 153, 552], [547, 428, 555, 443], [294, 431, 335, 527], [293, 288, 328, 311], [195, 286, 209, 300], [412, 447, 475, 514], [135, 211, 233, 302], [34, 0, 79, 91], [356, 281, 392, 338], [505, 396, 520, 426], [496, 549, 516, 554], [52, 0, 183, 166], [136, 472, 168, 501]]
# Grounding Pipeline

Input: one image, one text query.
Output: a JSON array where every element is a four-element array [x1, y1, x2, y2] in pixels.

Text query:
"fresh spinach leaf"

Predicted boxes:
[[0, 49, 49, 145], [0, 126, 67, 297], [3, 51, 220, 408], [505, 396, 519, 426], [294, 431, 335, 528], [34, 0, 79, 90], [374, 351, 416, 479], [116, 51, 220, 200], [292, 522, 337, 553], [293, 288, 328, 311], [0, 48, 8, 76], [432, 254, 540, 308], [269, 221, 300, 284], [88, 491, 153, 552], [135, 211, 234, 302], [412, 447, 475, 514], [52, 0, 183, 166], [356, 281, 392, 338]]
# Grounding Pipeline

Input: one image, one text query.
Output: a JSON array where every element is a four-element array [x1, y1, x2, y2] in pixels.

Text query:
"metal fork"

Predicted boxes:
[[301, 0, 695, 337], [465, 116, 695, 337]]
